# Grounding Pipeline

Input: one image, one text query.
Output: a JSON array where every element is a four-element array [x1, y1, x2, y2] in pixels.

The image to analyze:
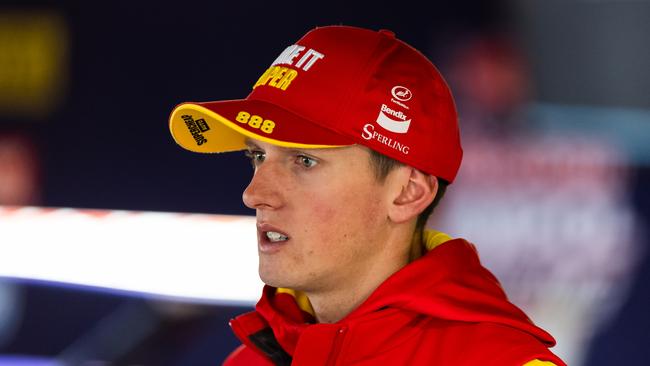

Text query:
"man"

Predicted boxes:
[[169, 25, 565, 366]]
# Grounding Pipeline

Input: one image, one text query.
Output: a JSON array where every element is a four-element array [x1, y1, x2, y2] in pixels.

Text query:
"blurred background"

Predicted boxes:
[[1, 0, 649, 365]]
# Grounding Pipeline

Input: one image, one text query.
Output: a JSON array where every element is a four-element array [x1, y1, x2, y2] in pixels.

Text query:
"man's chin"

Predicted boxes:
[[258, 267, 294, 289], [260, 279, 297, 290]]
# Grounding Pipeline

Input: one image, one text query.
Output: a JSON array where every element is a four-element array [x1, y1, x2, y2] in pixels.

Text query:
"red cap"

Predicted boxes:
[[169, 25, 463, 183]]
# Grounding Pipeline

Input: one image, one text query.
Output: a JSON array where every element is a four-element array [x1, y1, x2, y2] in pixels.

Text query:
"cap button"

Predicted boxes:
[[378, 29, 395, 38]]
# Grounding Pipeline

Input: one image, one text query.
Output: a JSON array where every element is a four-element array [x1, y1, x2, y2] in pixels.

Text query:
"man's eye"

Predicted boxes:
[[244, 150, 265, 166], [296, 155, 318, 168]]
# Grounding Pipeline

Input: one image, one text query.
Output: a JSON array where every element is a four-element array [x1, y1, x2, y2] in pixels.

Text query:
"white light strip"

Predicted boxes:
[[0, 206, 262, 304]]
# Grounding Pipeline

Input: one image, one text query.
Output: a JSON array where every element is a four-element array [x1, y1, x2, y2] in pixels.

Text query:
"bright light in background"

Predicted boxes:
[[0, 206, 262, 305]]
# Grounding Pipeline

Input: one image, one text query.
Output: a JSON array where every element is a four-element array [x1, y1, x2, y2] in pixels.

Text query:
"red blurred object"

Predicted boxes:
[[0, 133, 41, 205]]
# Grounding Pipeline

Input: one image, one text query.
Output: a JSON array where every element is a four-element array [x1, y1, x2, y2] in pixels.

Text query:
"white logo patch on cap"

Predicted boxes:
[[376, 104, 411, 133]]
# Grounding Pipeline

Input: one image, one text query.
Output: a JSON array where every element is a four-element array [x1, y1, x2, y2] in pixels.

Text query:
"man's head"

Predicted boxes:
[[168, 25, 462, 289]]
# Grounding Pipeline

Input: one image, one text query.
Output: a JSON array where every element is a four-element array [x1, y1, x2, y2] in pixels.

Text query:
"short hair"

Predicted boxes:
[[368, 149, 449, 231]]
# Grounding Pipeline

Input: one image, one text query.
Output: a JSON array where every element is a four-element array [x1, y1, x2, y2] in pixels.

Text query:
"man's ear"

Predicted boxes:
[[388, 169, 438, 224]]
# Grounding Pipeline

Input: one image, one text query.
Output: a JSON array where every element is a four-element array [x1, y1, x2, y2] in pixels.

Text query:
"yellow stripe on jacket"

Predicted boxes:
[[523, 360, 557, 366]]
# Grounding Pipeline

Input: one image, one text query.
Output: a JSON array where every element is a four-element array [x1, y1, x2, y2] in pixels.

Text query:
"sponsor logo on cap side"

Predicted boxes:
[[376, 104, 411, 134], [391, 86, 412, 101], [361, 124, 410, 155], [360, 87, 413, 154], [182, 115, 208, 146]]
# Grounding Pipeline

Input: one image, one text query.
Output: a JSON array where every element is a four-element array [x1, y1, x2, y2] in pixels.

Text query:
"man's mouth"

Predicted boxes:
[[265, 231, 289, 242], [257, 223, 291, 253]]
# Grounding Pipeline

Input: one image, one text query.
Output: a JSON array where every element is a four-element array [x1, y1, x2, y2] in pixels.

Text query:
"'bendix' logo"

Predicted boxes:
[[376, 104, 411, 134]]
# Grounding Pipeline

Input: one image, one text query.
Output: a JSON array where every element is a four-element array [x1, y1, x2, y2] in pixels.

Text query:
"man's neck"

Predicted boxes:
[[305, 227, 414, 324]]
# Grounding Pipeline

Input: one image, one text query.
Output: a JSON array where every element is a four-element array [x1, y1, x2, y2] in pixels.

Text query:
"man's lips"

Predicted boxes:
[[257, 222, 290, 253]]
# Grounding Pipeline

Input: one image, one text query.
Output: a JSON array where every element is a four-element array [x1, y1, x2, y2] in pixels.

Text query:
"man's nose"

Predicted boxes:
[[242, 163, 283, 210]]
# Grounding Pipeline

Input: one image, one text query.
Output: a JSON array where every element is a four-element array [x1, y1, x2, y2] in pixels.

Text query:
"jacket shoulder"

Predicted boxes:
[[223, 344, 274, 366], [415, 320, 565, 366]]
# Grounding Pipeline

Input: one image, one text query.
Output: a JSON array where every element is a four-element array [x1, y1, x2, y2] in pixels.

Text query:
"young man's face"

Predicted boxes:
[[242, 139, 396, 293]]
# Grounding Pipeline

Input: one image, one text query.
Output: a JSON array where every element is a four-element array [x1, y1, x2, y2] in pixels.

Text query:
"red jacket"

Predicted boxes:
[[225, 237, 565, 366]]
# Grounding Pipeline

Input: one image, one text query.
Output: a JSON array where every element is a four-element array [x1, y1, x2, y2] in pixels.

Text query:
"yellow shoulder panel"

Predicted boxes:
[[422, 229, 453, 251], [523, 360, 557, 366]]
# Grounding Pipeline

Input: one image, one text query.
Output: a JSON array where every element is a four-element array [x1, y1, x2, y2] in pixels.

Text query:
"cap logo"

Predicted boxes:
[[253, 43, 325, 91], [360, 84, 413, 155], [391, 86, 412, 102], [181, 115, 208, 146], [376, 104, 411, 134], [271, 44, 325, 71]]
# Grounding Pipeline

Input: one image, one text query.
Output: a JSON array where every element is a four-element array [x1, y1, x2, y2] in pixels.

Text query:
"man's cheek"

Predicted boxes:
[[311, 201, 338, 223]]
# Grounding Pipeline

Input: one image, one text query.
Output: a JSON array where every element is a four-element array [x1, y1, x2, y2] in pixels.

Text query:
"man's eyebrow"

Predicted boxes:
[[243, 138, 261, 150], [243, 139, 324, 156], [287, 148, 313, 156]]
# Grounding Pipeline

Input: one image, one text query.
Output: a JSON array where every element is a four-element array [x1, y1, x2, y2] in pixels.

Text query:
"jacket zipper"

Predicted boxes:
[[325, 326, 348, 366]]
